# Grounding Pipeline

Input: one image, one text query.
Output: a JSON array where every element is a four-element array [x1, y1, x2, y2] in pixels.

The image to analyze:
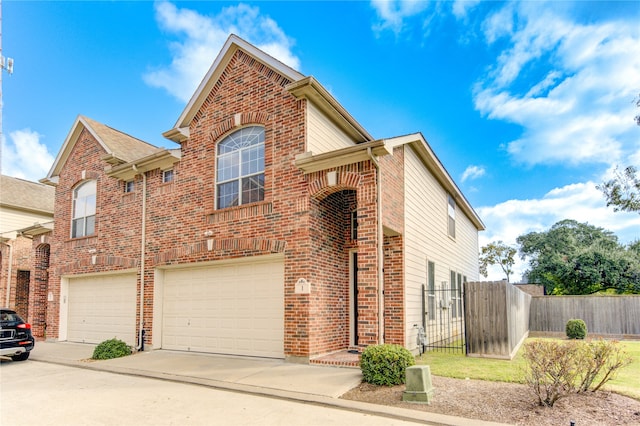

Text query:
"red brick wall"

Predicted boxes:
[[47, 128, 143, 340], [0, 236, 36, 316], [45, 48, 387, 359], [31, 240, 51, 339], [384, 234, 404, 345], [307, 189, 357, 355], [380, 145, 405, 345]]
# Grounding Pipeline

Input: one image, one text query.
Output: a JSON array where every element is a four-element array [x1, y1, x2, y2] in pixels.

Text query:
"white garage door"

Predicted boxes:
[[67, 274, 137, 346], [162, 259, 284, 358]]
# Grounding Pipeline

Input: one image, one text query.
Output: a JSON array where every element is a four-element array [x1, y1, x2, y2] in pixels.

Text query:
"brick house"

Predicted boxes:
[[0, 174, 55, 336], [39, 35, 484, 362]]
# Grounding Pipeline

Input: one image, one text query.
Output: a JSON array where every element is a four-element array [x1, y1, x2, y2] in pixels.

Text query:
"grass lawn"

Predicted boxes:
[[416, 338, 640, 400]]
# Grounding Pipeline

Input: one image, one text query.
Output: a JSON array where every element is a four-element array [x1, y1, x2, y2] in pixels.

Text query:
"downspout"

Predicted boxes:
[[3, 242, 13, 307], [367, 147, 385, 345], [134, 166, 146, 351]]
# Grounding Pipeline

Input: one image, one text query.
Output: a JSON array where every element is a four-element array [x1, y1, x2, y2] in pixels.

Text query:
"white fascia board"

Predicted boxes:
[[166, 34, 305, 137], [44, 115, 112, 182]]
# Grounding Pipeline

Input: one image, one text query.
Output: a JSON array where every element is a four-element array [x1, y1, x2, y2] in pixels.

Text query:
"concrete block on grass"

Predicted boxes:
[[402, 365, 434, 404]]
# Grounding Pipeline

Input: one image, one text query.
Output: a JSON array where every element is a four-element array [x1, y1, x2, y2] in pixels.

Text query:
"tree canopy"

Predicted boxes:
[[516, 219, 640, 295], [598, 166, 640, 214], [479, 241, 516, 282]]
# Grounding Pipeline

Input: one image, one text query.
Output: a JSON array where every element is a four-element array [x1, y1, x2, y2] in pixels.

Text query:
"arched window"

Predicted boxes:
[[72, 180, 96, 238], [216, 126, 265, 209]]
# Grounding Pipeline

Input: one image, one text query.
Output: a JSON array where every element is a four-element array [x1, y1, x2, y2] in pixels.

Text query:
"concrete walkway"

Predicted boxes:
[[29, 341, 510, 426]]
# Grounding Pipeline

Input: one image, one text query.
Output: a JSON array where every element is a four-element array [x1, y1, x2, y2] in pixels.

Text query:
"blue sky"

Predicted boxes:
[[2, 1, 639, 281]]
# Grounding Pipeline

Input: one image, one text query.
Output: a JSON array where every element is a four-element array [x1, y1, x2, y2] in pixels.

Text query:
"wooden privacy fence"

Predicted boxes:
[[529, 295, 640, 337], [464, 281, 531, 359]]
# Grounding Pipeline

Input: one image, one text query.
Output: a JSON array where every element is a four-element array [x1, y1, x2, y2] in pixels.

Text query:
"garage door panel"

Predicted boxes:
[[68, 274, 136, 346], [162, 259, 284, 358]]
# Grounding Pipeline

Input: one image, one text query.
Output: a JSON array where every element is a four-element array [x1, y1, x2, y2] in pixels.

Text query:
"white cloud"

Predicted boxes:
[[461, 165, 485, 182], [474, 4, 640, 167], [144, 2, 299, 103], [452, 0, 480, 20], [370, 0, 431, 35], [478, 181, 640, 282], [1, 129, 54, 181]]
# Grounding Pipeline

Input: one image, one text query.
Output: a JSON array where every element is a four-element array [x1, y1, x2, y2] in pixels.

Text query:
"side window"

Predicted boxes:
[[427, 261, 435, 321], [351, 210, 358, 240], [216, 126, 265, 209], [72, 180, 96, 238], [124, 181, 134, 193], [162, 169, 174, 183], [450, 270, 457, 316], [447, 194, 456, 239]]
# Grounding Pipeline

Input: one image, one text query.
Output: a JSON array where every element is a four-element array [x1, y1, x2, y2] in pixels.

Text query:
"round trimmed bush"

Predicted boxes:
[[360, 344, 415, 386], [92, 338, 132, 360], [566, 319, 587, 340]]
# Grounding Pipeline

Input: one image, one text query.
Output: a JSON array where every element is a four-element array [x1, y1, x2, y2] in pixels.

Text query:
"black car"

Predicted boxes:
[[0, 308, 35, 361]]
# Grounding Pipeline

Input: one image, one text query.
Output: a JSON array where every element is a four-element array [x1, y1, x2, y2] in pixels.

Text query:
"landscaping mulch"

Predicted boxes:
[[341, 375, 640, 425]]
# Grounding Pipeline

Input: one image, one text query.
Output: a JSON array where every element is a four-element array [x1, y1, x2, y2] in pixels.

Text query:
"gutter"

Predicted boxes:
[[132, 165, 147, 351]]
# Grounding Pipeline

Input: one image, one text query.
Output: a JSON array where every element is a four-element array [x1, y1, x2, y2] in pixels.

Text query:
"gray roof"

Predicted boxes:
[[80, 116, 160, 163], [44, 115, 162, 183], [0, 174, 55, 213]]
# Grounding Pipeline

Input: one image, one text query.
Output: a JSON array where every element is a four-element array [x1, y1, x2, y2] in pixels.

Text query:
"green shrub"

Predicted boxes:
[[566, 319, 587, 339], [361, 344, 415, 386], [522, 339, 632, 407], [92, 338, 132, 360]]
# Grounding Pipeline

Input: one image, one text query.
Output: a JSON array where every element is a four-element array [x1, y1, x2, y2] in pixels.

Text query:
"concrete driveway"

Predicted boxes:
[[29, 342, 362, 398]]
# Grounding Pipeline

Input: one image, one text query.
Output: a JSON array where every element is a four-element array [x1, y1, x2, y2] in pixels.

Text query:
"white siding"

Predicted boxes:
[[0, 206, 53, 238], [306, 102, 355, 154], [402, 147, 480, 350]]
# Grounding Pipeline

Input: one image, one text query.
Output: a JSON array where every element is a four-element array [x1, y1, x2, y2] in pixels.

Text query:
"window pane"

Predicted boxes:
[[85, 215, 95, 236], [241, 174, 264, 204], [217, 151, 239, 182], [85, 194, 96, 216], [428, 261, 435, 321], [217, 181, 239, 209], [72, 218, 84, 238], [216, 126, 265, 209], [241, 145, 264, 176], [73, 198, 84, 218]]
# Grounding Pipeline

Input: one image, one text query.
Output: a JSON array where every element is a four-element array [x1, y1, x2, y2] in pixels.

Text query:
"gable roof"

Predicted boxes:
[[296, 133, 485, 231], [42, 115, 161, 185], [0, 174, 55, 214], [163, 34, 372, 143]]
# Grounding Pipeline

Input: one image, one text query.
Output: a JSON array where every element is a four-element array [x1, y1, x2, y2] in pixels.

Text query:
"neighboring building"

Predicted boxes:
[[37, 35, 484, 362], [514, 284, 545, 297], [0, 174, 55, 336]]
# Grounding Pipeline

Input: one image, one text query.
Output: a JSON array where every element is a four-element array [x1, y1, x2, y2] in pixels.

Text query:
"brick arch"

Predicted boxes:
[[209, 112, 271, 143], [309, 171, 361, 200]]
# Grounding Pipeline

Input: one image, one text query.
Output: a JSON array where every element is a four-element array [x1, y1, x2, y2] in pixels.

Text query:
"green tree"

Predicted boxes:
[[479, 241, 517, 282], [517, 219, 639, 295], [597, 166, 640, 214]]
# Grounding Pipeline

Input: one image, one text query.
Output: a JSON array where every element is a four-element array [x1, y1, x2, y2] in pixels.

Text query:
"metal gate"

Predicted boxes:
[[420, 280, 466, 354]]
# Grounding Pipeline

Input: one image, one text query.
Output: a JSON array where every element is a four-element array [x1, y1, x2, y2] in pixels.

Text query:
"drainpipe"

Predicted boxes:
[[133, 166, 146, 351], [3, 242, 13, 307], [367, 147, 385, 345]]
